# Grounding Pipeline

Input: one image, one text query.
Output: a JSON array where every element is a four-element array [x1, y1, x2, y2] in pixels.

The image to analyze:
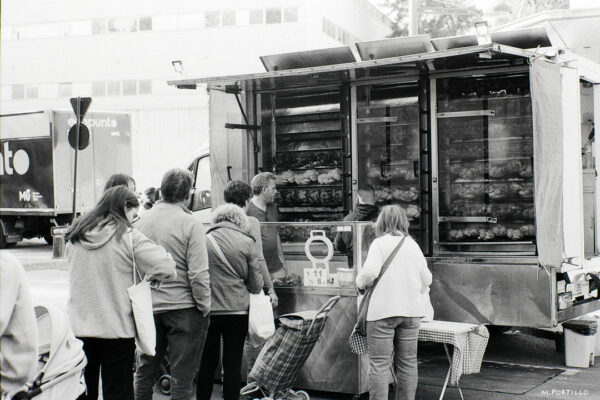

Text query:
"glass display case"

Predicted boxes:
[[356, 82, 430, 253], [260, 89, 351, 249], [435, 73, 536, 254], [259, 221, 377, 288]]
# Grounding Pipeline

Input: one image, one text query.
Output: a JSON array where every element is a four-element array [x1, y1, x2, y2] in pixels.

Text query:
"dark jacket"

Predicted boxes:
[[206, 221, 264, 314], [334, 203, 379, 268]]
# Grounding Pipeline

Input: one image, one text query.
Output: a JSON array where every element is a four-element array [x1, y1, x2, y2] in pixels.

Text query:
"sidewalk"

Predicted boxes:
[[4, 238, 68, 271]]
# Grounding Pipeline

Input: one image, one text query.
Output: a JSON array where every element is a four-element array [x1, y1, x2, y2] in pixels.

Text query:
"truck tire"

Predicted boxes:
[[0, 224, 14, 249]]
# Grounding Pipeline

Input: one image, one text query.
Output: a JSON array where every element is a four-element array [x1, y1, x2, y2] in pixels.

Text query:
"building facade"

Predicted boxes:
[[1, 0, 392, 189]]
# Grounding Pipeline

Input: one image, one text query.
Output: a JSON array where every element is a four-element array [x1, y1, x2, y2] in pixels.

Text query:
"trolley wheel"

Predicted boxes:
[[158, 374, 171, 395], [291, 390, 309, 400]]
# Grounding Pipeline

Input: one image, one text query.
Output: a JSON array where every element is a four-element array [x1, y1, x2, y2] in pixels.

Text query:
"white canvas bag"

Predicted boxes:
[[207, 233, 275, 345], [127, 232, 156, 356]]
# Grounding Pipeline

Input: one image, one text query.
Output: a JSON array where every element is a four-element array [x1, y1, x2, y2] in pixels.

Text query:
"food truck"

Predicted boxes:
[[172, 26, 600, 395]]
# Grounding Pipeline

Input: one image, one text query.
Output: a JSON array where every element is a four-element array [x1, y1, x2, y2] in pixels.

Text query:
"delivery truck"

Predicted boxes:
[[0, 110, 132, 247]]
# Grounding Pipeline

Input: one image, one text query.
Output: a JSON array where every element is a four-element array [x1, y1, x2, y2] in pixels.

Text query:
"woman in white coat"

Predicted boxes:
[[356, 204, 432, 400]]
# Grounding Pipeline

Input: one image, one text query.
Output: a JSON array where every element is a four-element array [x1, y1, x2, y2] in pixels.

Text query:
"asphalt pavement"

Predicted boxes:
[[4, 239, 600, 399]]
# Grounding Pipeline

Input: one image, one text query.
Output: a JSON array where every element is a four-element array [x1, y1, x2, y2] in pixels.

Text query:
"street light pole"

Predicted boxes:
[[409, 0, 419, 35]]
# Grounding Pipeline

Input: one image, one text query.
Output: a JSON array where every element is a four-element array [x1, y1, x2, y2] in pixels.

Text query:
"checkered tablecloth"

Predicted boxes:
[[419, 321, 489, 385]]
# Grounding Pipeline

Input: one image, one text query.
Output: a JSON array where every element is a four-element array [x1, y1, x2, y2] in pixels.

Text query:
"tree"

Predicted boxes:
[[381, 0, 483, 38]]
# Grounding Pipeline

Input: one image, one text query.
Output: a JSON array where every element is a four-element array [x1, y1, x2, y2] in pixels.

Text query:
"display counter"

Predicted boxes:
[[273, 286, 367, 395], [260, 221, 373, 395]]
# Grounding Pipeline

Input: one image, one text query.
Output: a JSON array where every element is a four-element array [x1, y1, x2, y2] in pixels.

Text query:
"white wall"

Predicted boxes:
[[1, 0, 392, 190]]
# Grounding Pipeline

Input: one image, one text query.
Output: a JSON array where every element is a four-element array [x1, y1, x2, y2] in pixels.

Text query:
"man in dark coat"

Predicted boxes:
[[334, 184, 379, 268]]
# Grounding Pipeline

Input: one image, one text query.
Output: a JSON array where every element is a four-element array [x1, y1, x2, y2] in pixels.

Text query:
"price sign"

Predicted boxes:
[[303, 268, 328, 287]]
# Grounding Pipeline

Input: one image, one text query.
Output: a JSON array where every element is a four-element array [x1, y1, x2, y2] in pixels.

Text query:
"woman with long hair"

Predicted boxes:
[[355, 204, 432, 400], [66, 186, 176, 400]]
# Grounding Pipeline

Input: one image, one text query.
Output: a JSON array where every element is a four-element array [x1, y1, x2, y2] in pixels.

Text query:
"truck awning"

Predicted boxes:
[[167, 27, 555, 90], [168, 43, 534, 91]]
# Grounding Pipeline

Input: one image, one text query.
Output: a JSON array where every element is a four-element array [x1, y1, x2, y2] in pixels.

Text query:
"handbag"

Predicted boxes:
[[349, 235, 406, 355], [127, 232, 156, 356], [207, 233, 275, 345]]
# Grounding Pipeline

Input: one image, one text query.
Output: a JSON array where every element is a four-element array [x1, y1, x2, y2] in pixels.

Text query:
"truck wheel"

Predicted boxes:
[[0, 225, 14, 249], [44, 235, 53, 245]]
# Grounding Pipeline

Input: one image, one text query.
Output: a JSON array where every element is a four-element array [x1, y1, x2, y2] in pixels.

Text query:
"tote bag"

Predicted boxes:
[[207, 233, 275, 345], [127, 232, 156, 356]]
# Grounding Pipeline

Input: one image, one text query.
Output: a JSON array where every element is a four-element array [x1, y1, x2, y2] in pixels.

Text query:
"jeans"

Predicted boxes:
[[244, 337, 265, 376], [77, 337, 135, 400], [196, 315, 248, 400], [134, 307, 209, 400], [367, 316, 421, 400]]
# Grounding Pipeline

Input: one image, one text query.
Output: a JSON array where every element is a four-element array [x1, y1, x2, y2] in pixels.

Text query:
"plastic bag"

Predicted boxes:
[[247, 291, 275, 346]]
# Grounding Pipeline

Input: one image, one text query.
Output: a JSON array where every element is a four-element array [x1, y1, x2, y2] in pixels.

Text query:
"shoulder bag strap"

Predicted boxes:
[[129, 231, 143, 284], [369, 235, 407, 290], [354, 235, 407, 334], [207, 233, 236, 271]]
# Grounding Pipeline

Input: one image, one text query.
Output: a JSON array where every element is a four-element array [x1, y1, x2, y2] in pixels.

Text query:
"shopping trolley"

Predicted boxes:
[[240, 295, 340, 400]]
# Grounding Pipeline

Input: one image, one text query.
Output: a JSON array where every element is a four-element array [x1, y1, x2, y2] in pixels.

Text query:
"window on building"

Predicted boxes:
[[180, 13, 204, 29], [68, 21, 93, 36], [152, 15, 177, 31], [122, 80, 137, 96], [205, 11, 220, 28], [92, 81, 106, 96], [1, 26, 13, 41], [1, 86, 11, 101], [92, 19, 106, 34], [266, 8, 282, 24], [12, 85, 25, 100], [138, 17, 152, 31], [107, 81, 121, 96], [249, 9, 264, 24], [26, 85, 38, 99], [283, 8, 298, 23], [221, 11, 236, 26], [38, 83, 58, 98], [108, 18, 137, 33], [138, 80, 152, 94], [59, 82, 72, 97]]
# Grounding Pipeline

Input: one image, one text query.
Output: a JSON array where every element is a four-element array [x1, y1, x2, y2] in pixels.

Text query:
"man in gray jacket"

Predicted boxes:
[[134, 168, 210, 400]]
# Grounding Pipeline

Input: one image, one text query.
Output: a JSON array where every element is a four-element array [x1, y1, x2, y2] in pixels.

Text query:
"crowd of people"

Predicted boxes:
[[1, 168, 432, 400]]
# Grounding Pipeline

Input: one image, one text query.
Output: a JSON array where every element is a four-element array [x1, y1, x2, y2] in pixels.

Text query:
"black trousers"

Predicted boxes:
[[196, 314, 248, 400], [77, 337, 135, 400]]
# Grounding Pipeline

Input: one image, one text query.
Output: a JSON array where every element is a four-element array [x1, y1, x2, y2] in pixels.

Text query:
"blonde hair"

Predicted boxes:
[[374, 204, 409, 237], [211, 203, 249, 233]]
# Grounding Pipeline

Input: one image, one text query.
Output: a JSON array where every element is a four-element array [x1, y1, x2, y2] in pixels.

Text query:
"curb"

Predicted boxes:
[[22, 258, 68, 271]]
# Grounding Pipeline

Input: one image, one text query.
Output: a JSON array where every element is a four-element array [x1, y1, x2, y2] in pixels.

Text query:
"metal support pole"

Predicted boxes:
[[72, 97, 81, 221], [409, 0, 419, 36]]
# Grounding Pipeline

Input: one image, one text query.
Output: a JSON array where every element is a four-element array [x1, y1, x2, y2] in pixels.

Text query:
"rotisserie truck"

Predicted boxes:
[[172, 26, 599, 395]]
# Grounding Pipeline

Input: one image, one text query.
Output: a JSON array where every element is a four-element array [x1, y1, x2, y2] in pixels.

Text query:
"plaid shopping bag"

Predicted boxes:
[[348, 327, 368, 354]]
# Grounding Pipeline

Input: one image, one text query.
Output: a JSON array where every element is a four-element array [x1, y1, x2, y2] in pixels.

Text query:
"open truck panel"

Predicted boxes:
[[172, 25, 600, 394], [0, 110, 132, 246]]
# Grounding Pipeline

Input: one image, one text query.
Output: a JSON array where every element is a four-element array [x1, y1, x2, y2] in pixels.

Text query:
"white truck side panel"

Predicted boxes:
[[209, 89, 248, 209], [562, 68, 586, 264]]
